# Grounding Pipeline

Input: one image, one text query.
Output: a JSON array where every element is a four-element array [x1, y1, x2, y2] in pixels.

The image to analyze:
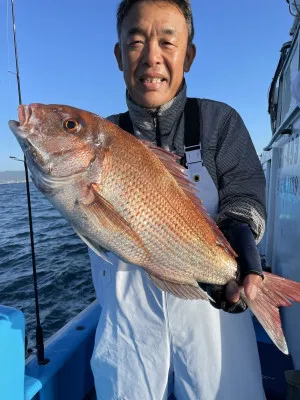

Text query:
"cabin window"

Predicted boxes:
[[276, 77, 284, 131], [280, 42, 299, 123]]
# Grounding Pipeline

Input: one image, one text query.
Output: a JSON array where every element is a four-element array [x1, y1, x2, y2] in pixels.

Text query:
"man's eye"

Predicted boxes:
[[161, 41, 174, 48], [129, 40, 143, 46]]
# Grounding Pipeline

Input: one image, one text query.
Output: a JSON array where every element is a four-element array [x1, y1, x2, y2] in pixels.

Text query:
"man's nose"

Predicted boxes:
[[142, 41, 162, 66]]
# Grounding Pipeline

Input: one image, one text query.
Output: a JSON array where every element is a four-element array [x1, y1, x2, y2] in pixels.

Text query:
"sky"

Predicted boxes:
[[0, 0, 294, 171]]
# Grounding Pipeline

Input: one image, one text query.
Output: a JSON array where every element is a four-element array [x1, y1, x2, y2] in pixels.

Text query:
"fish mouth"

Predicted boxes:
[[18, 104, 32, 125], [9, 104, 46, 170], [9, 105, 33, 138]]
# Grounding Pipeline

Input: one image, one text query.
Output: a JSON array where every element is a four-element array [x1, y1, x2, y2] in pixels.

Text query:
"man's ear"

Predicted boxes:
[[114, 42, 123, 71], [184, 44, 196, 73]]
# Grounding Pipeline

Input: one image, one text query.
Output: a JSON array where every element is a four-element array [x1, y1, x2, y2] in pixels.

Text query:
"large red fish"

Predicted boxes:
[[9, 103, 300, 354]]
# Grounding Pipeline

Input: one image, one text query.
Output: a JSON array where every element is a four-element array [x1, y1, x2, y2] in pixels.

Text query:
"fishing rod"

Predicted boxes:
[[10, 0, 48, 365]]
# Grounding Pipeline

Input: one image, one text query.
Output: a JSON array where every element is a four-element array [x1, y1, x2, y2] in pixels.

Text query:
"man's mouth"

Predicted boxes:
[[140, 77, 166, 83], [139, 75, 167, 90]]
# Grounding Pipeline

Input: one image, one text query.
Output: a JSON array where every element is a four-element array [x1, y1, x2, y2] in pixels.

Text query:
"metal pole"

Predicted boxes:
[[10, 0, 48, 365]]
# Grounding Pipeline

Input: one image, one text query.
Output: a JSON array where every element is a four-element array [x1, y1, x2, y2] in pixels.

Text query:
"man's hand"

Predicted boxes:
[[225, 273, 263, 304]]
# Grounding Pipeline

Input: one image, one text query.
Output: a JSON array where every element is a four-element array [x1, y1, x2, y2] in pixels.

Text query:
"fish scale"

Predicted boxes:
[[101, 140, 234, 284]]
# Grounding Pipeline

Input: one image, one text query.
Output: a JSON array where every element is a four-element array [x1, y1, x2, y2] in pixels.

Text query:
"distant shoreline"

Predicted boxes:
[[0, 171, 29, 184], [0, 181, 27, 185]]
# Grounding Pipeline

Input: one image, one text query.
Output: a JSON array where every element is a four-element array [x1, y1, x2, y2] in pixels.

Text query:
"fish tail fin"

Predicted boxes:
[[242, 271, 300, 354]]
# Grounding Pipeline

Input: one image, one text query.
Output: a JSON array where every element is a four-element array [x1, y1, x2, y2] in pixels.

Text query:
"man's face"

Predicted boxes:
[[115, 1, 196, 108]]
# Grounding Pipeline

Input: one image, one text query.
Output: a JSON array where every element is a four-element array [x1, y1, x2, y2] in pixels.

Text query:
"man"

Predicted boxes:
[[89, 1, 266, 399]]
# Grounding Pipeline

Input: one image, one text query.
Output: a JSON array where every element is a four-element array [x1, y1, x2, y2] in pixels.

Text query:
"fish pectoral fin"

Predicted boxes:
[[80, 183, 144, 246], [72, 227, 112, 264], [149, 274, 210, 300]]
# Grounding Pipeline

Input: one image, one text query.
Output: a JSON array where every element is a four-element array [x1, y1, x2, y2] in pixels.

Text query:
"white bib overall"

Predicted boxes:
[[90, 146, 265, 400]]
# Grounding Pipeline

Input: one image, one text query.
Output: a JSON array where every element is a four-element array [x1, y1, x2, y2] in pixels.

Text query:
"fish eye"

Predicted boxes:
[[63, 118, 81, 133]]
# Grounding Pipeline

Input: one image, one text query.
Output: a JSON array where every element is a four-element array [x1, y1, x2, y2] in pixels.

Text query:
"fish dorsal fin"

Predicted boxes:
[[141, 140, 236, 258], [149, 274, 211, 300], [140, 140, 202, 203]]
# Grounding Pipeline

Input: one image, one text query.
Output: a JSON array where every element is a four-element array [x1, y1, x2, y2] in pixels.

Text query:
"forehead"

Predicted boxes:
[[120, 1, 188, 36]]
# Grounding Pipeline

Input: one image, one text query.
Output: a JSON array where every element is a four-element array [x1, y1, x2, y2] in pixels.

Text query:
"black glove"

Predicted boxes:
[[220, 219, 264, 281], [196, 282, 247, 313], [199, 219, 263, 314]]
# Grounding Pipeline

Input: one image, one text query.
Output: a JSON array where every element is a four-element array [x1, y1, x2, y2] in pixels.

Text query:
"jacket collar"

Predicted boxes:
[[125, 81, 187, 150]]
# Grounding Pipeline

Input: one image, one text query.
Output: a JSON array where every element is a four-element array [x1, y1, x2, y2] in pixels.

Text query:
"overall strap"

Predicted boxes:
[[181, 97, 201, 167], [118, 111, 134, 134], [183, 98, 201, 148]]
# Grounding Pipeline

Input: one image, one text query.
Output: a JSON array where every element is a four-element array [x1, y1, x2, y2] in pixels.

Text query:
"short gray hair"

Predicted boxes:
[[116, 0, 195, 45]]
